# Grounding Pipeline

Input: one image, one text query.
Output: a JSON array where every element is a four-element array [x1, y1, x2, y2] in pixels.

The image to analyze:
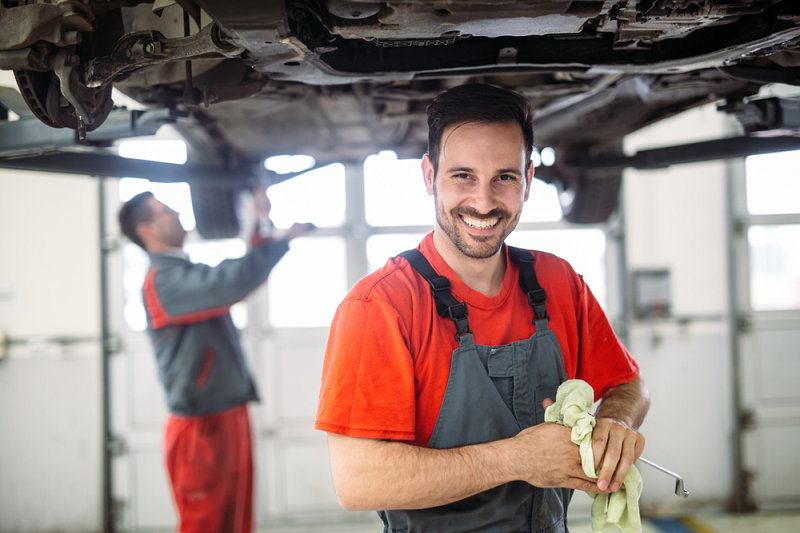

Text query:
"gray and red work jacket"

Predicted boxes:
[[142, 239, 290, 416]]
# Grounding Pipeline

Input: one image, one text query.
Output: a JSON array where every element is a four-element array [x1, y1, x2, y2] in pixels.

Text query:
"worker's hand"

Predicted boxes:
[[253, 185, 272, 226], [286, 222, 315, 241], [509, 418, 605, 493], [592, 417, 645, 493]]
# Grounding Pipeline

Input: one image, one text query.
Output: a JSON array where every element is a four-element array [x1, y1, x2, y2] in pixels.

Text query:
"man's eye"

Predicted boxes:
[[498, 174, 516, 181]]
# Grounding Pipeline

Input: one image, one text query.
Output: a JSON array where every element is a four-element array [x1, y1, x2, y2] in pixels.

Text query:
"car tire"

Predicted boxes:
[[535, 142, 623, 224], [556, 167, 622, 224], [190, 185, 242, 239]]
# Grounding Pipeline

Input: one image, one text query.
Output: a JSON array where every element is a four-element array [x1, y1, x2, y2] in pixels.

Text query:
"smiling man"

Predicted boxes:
[[315, 83, 649, 533]]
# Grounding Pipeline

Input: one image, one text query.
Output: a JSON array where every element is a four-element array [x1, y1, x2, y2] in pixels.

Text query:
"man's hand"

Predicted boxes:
[[592, 376, 650, 493], [286, 222, 315, 241], [509, 422, 603, 494], [592, 417, 645, 493], [253, 185, 271, 228]]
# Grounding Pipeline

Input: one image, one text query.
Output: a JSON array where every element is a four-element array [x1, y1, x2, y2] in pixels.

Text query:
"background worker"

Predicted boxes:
[[315, 83, 649, 532], [118, 188, 312, 533]]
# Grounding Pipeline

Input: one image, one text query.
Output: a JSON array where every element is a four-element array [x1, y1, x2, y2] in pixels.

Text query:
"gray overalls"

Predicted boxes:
[[381, 247, 572, 533]]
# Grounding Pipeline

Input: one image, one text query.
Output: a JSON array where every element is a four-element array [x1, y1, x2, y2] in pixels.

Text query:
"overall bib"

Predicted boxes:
[[380, 248, 572, 533]]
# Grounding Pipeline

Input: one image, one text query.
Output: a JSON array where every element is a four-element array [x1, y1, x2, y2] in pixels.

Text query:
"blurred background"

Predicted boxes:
[[1, 68, 799, 532]]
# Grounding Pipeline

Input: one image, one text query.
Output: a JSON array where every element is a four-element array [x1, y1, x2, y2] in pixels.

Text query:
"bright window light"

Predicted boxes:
[[185, 239, 247, 267], [519, 178, 563, 222], [541, 147, 556, 166], [118, 177, 196, 232], [118, 139, 187, 165], [267, 163, 345, 228], [745, 150, 800, 215], [267, 236, 347, 327], [121, 242, 150, 332], [531, 148, 542, 168], [748, 225, 800, 311], [265, 154, 316, 174], [364, 151, 433, 227]]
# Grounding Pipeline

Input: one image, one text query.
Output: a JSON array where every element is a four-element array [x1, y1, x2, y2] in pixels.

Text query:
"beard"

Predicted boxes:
[[434, 192, 520, 259]]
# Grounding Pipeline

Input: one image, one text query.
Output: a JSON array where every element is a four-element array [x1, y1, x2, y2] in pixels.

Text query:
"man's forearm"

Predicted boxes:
[[595, 376, 650, 429], [328, 423, 600, 512], [328, 433, 513, 511]]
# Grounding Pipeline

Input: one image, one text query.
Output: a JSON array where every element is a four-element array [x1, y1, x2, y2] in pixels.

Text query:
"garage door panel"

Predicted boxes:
[[752, 328, 800, 402], [133, 449, 176, 529], [750, 425, 800, 500]]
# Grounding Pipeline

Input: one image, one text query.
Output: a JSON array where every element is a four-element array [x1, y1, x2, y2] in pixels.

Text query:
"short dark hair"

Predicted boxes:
[[118, 191, 154, 250], [426, 83, 534, 176]]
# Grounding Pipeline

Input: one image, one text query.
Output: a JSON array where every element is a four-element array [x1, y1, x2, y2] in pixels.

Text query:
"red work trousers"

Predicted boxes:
[[164, 403, 253, 533]]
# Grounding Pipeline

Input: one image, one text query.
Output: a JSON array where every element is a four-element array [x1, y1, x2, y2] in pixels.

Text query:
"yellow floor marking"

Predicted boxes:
[[681, 515, 719, 533]]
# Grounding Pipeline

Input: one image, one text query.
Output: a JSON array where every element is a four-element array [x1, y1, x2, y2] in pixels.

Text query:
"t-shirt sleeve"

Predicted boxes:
[[315, 294, 417, 440], [574, 274, 640, 402]]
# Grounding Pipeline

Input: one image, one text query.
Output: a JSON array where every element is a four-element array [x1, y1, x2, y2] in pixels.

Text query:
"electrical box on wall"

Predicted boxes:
[[632, 269, 671, 319]]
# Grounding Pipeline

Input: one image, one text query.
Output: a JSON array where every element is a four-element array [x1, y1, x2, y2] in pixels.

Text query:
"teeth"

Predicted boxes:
[[463, 216, 499, 229]]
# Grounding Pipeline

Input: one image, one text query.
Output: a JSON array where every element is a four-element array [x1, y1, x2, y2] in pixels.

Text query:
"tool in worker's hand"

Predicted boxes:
[[638, 457, 689, 498]]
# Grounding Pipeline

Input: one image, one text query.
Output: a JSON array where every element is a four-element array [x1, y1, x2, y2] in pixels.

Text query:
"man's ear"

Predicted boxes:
[[421, 154, 435, 196], [135, 222, 154, 251], [524, 162, 534, 202]]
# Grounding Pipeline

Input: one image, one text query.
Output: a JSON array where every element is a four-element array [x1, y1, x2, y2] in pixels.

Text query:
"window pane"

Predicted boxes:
[[267, 164, 346, 228], [122, 242, 150, 332], [505, 229, 607, 309], [267, 237, 347, 327], [746, 150, 800, 215], [519, 178, 563, 222], [365, 151, 433, 227], [366, 233, 429, 273], [748, 225, 800, 311]]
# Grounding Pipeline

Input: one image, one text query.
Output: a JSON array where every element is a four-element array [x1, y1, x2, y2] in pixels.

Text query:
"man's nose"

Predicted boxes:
[[470, 180, 496, 213]]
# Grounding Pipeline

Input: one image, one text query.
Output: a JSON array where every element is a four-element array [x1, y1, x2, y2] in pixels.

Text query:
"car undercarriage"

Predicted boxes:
[[2, 0, 800, 234]]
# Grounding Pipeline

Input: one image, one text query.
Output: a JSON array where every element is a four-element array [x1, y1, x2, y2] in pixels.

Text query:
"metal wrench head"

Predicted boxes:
[[675, 478, 690, 499]]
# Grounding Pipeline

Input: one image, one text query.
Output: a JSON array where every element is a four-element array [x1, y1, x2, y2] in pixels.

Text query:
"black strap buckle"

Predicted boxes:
[[447, 302, 468, 321], [527, 288, 546, 307], [527, 289, 548, 321], [448, 303, 471, 339], [397, 249, 472, 338], [428, 276, 451, 292]]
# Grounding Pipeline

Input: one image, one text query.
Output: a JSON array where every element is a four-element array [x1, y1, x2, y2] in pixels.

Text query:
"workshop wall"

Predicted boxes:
[[623, 104, 737, 515], [0, 171, 103, 532]]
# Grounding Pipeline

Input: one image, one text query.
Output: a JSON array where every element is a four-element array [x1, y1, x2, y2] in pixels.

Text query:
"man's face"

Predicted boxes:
[[422, 121, 532, 260], [142, 197, 187, 249]]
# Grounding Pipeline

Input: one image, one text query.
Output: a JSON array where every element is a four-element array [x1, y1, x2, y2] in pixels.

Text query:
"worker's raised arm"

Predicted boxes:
[[145, 239, 290, 319], [327, 422, 603, 512], [592, 376, 650, 493]]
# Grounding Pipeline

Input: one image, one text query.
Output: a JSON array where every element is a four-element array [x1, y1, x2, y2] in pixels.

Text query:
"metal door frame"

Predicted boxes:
[[726, 154, 800, 511]]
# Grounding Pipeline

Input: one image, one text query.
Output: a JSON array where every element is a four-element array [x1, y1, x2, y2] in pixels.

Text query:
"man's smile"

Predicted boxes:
[[461, 215, 500, 230]]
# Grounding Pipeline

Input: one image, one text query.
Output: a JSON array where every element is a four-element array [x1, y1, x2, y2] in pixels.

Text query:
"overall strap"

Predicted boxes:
[[508, 246, 548, 321], [398, 249, 471, 339]]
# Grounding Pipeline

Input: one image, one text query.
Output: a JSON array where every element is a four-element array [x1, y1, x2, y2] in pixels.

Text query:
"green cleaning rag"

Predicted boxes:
[[544, 379, 642, 533]]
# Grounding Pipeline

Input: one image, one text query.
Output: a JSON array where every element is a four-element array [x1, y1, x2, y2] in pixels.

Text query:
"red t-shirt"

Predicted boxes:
[[315, 233, 639, 447]]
